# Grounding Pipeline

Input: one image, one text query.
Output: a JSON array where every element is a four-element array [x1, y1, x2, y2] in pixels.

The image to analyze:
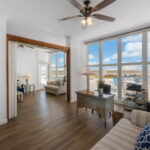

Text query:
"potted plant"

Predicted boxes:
[[98, 79, 104, 96]]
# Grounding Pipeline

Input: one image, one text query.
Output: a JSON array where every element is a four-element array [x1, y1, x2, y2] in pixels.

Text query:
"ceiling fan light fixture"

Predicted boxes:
[[86, 17, 93, 26], [81, 17, 93, 26], [81, 19, 86, 25]]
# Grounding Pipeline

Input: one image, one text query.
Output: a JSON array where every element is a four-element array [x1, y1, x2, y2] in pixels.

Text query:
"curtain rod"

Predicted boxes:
[[85, 26, 150, 44]]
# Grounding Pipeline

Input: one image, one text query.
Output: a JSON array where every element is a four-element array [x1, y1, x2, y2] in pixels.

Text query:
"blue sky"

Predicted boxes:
[[102, 40, 117, 64], [88, 43, 99, 65], [51, 52, 65, 67], [88, 34, 144, 65]]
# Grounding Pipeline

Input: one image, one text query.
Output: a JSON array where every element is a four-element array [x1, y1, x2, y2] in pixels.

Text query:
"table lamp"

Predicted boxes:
[[82, 70, 95, 93], [22, 73, 32, 86]]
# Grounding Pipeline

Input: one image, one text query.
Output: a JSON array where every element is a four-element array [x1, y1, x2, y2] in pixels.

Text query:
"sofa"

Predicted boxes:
[[44, 80, 66, 96], [91, 110, 150, 150]]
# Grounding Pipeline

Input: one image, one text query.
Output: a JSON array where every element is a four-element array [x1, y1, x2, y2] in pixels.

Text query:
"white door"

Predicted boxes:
[[39, 64, 48, 89]]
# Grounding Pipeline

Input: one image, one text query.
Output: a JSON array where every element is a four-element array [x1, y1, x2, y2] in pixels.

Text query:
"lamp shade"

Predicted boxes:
[[82, 70, 95, 76], [22, 73, 32, 79]]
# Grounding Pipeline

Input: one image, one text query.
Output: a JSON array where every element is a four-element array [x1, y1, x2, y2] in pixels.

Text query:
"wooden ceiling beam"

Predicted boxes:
[[7, 34, 70, 51]]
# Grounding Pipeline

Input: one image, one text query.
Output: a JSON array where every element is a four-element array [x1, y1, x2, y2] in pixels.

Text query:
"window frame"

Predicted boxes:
[[49, 51, 66, 81]]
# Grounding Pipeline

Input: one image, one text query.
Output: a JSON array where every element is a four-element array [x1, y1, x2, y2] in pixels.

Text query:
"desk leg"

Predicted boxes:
[[92, 109, 94, 114], [104, 119, 106, 128], [109, 112, 112, 118], [76, 107, 78, 115]]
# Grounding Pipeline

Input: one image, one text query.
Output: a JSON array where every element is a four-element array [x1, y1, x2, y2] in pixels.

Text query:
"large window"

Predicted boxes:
[[87, 30, 150, 101], [88, 43, 99, 90], [49, 52, 66, 81]]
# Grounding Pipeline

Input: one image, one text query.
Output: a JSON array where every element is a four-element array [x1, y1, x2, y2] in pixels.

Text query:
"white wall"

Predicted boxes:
[[67, 36, 87, 102], [0, 15, 7, 125], [16, 45, 49, 90], [17, 46, 38, 89]]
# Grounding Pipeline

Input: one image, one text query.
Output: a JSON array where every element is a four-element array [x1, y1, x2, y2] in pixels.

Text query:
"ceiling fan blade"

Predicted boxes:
[[93, 14, 115, 22], [59, 15, 82, 21], [92, 0, 116, 12], [68, 0, 84, 11]]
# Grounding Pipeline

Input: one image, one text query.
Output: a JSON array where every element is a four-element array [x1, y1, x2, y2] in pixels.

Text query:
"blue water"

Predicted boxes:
[[113, 78, 118, 86], [112, 77, 142, 86]]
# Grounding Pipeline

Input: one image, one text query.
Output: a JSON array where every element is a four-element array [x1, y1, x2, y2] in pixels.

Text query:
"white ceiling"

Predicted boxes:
[[0, 0, 150, 43]]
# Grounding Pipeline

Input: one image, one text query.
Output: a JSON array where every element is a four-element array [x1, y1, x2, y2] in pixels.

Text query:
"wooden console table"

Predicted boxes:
[[76, 90, 115, 127]]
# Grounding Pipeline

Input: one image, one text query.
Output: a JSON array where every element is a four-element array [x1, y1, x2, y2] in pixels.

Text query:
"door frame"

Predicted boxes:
[[7, 34, 71, 119]]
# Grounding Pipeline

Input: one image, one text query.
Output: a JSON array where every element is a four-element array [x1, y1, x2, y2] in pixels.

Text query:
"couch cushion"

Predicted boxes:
[[47, 81, 55, 85], [54, 80, 61, 86], [44, 85, 59, 90], [91, 118, 142, 150]]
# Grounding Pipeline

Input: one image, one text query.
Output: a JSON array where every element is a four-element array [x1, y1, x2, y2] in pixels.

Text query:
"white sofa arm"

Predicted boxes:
[[131, 109, 150, 128]]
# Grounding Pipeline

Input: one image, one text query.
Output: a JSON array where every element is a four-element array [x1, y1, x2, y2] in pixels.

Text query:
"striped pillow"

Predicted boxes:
[[135, 123, 150, 150]]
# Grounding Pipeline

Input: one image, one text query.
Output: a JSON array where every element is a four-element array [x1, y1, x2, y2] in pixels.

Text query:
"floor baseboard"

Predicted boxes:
[[0, 119, 8, 125]]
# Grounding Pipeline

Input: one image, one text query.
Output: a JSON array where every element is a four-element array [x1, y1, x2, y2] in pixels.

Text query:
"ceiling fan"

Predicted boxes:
[[60, 0, 116, 26]]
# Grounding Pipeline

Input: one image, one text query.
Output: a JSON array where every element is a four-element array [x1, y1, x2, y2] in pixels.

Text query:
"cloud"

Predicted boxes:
[[89, 61, 98, 65], [104, 57, 111, 63], [111, 53, 117, 59], [123, 42, 142, 58], [122, 34, 142, 43], [59, 58, 64, 63], [103, 41, 142, 63], [123, 65, 141, 71], [89, 54, 95, 60], [103, 53, 117, 64], [51, 64, 56, 67]]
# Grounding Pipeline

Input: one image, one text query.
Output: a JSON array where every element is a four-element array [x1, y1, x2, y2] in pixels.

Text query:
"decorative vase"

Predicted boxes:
[[98, 88, 103, 96]]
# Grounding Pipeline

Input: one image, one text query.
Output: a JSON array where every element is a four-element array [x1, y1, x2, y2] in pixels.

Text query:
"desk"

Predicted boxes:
[[76, 90, 115, 127]]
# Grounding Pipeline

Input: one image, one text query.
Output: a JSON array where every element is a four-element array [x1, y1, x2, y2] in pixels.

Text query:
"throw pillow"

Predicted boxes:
[[55, 81, 61, 86], [135, 123, 150, 150]]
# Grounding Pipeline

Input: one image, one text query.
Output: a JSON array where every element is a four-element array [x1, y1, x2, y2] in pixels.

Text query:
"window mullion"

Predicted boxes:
[[118, 38, 122, 101], [99, 43, 103, 79], [142, 32, 148, 90]]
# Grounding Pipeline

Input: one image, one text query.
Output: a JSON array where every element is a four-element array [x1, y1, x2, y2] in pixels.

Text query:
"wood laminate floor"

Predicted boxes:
[[0, 91, 129, 150]]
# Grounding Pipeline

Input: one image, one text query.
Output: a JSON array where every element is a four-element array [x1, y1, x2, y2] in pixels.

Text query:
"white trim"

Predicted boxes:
[[0, 119, 8, 125]]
